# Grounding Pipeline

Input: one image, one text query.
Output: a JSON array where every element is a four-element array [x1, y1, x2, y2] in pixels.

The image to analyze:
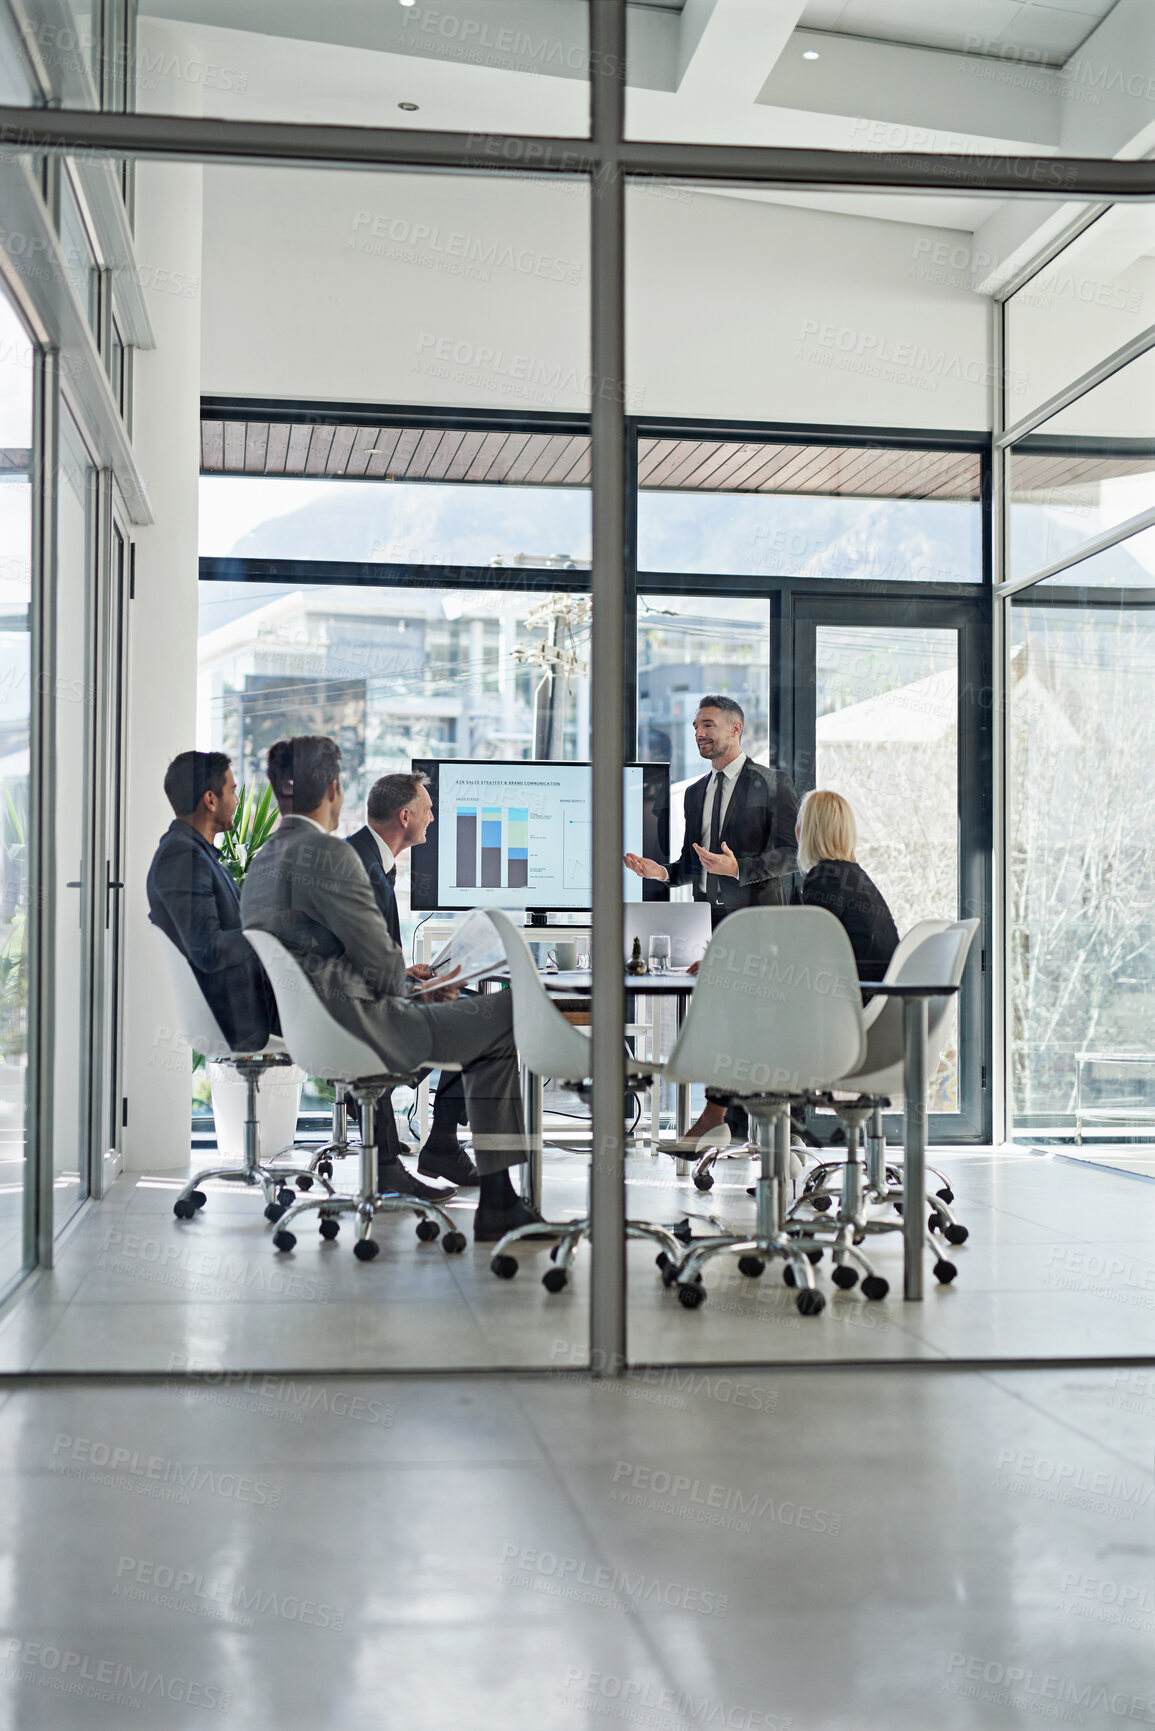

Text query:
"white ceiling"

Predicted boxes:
[[798, 0, 1121, 68]]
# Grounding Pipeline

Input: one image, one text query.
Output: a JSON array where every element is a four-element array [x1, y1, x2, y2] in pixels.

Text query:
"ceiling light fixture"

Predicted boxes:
[[802, 49, 820, 60], [398, 101, 420, 110], [399, 0, 417, 7]]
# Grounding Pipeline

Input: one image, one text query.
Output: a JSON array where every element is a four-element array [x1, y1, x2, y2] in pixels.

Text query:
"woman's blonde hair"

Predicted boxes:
[[797, 789, 857, 874]]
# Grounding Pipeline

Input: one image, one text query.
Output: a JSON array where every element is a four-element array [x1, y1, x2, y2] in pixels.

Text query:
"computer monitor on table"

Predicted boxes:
[[409, 759, 670, 916]]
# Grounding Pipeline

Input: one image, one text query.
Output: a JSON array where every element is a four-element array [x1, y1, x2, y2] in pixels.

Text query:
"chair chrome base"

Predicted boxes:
[[174, 1055, 333, 1222], [307, 1082, 359, 1180], [271, 1080, 468, 1258], [489, 1213, 687, 1292], [665, 1103, 828, 1315]]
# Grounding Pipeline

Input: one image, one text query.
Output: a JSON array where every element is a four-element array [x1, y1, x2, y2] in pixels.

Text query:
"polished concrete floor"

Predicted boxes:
[[0, 1141, 1153, 1371], [0, 1363, 1148, 1728]]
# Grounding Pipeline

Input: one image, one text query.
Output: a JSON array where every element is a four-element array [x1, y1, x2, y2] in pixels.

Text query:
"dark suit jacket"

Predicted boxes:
[[668, 758, 800, 918], [801, 859, 899, 985], [346, 826, 401, 944], [147, 818, 277, 1052], [241, 816, 431, 1073]]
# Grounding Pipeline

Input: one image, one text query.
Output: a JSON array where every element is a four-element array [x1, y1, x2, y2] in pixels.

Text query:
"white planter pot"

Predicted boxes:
[[207, 1061, 306, 1163]]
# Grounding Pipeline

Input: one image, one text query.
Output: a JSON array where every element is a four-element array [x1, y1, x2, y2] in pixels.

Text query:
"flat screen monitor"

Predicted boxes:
[[409, 759, 669, 913]]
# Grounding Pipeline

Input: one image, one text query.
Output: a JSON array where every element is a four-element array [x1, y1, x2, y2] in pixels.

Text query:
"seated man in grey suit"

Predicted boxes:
[[346, 772, 476, 1189], [147, 750, 277, 1052], [242, 735, 542, 1243]]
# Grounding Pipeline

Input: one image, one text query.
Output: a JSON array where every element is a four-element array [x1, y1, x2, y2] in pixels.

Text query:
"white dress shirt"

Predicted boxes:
[[370, 829, 396, 875], [660, 751, 746, 888]]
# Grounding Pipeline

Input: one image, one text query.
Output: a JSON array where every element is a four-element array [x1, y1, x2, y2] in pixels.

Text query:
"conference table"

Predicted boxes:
[[492, 965, 957, 1301]]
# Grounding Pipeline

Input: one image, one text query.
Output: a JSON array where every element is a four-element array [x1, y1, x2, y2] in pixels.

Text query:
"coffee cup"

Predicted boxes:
[[549, 940, 579, 971]]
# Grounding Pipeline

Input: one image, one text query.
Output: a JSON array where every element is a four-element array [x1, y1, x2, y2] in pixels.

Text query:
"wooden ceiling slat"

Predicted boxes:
[[674, 442, 754, 490], [201, 421, 223, 471], [695, 443, 777, 490], [507, 433, 563, 484], [326, 425, 358, 475], [243, 423, 269, 473], [642, 440, 705, 488], [636, 438, 668, 484], [443, 430, 490, 479], [740, 445, 810, 490], [343, 426, 381, 478], [407, 429, 448, 480], [262, 424, 290, 475], [464, 430, 516, 481], [529, 434, 580, 484], [285, 423, 313, 472], [386, 427, 423, 477], [479, 432, 533, 482], [304, 425, 336, 474], [362, 428, 401, 477], [551, 438, 592, 485], [658, 441, 740, 490], [422, 430, 466, 480], [222, 421, 246, 471]]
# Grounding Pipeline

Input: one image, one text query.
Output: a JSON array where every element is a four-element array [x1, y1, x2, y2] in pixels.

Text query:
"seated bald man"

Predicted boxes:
[[241, 735, 542, 1243]]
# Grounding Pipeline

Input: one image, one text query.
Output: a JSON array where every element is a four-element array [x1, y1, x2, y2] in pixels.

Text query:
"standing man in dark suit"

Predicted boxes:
[[347, 772, 476, 1188], [147, 751, 277, 1052], [624, 694, 801, 1147]]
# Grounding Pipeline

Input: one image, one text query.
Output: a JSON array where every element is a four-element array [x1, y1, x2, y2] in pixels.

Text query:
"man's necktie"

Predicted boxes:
[[385, 866, 397, 887], [707, 770, 725, 900]]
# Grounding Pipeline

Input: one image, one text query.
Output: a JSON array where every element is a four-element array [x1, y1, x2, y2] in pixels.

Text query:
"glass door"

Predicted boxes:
[[791, 595, 989, 1140], [90, 520, 130, 1191]]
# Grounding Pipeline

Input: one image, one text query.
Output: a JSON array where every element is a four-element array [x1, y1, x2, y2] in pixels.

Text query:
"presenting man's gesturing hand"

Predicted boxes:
[[623, 853, 667, 880], [693, 841, 739, 878]]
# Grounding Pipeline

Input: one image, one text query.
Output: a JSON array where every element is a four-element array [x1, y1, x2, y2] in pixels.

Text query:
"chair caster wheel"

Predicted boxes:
[[796, 1288, 825, 1316], [661, 1266, 679, 1288], [296, 1174, 313, 1191], [782, 1263, 797, 1287], [318, 1218, 340, 1240], [264, 1203, 284, 1223], [189, 1190, 207, 1209], [692, 1170, 714, 1191], [853, 1231, 866, 1245], [937, 1186, 954, 1203], [173, 1199, 196, 1220], [677, 1282, 706, 1309], [945, 1223, 968, 1245], [415, 1219, 440, 1243], [672, 1219, 693, 1244], [543, 1267, 568, 1293], [272, 1229, 296, 1252], [276, 1188, 295, 1208], [353, 1238, 379, 1261], [491, 1254, 518, 1279], [933, 1259, 957, 1284], [443, 1231, 467, 1254], [929, 1212, 946, 1233], [806, 1248, 823, 1264], [893, 1201, 903, 1216], [832, 1264, 858, 1290], [812, 1195, 831, 1212], [861, 1275, 889, 1301], [737, 1256, 765, 1278]]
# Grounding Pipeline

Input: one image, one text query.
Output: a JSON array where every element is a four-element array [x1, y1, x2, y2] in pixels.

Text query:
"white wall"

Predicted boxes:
[[120, 24, 205, 1172], [201, 166, 992, 430]]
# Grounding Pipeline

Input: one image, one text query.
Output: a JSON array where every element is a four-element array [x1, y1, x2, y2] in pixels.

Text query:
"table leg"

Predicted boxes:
[[520, 1066, 543, 1211], [903, 995, 928, 1301], [675, 990, 691, 1177]]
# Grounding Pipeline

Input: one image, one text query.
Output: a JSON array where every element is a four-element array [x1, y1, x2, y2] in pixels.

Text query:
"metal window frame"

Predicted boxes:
[[6, 0, 1152, 1370]]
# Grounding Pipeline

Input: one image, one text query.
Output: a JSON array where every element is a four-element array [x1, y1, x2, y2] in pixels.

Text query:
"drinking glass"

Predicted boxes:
[[648, 934, 672, 974]]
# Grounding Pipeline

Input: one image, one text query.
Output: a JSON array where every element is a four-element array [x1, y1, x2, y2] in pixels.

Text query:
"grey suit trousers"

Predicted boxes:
[[417, 988, 526, 1177]]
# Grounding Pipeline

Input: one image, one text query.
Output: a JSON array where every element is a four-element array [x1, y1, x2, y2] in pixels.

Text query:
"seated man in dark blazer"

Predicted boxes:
[[146, 750, 276, 1052], [347, 773, 477, 1188], [625, 693, 801, 1149], [244, 736, 541, 1243]]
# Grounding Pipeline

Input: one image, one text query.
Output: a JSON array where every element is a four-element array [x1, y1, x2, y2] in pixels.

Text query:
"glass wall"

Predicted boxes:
[[0, 288, 32, 1286]]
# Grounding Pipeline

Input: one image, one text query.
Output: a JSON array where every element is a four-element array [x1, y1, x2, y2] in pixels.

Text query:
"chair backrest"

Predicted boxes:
[[244, 929, 387, 1082], [487, 910, 593, 1082], [155, 929, 235, 1059], [847, 916, 980, 1095], [663, 907, 866, 1096]]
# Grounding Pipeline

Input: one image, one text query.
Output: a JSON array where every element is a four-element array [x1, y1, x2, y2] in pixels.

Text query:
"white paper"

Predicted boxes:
[[410, 909, 507, 994]]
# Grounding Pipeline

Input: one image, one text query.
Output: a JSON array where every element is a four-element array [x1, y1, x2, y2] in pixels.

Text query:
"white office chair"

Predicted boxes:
[[155, 932, 327, 1222], [790, 917, 980, 1289], [661, 907, 870, 1314], [244, 931, 466, 1259], [486, 910, 687, 1290]]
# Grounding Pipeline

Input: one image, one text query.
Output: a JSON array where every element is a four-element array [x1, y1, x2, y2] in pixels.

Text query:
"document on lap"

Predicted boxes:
[[410, 909, 507, 994]]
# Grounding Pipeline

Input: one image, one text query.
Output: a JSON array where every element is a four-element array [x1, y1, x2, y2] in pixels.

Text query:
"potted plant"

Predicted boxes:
[[202, 782, 307, 1161]]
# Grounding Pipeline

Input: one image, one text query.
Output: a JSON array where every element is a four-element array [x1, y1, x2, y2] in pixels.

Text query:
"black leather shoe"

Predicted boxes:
[[472, 1200, 557, 1243], [417, 1140, 480, 1186], [376, 1159, 456, 1203]]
